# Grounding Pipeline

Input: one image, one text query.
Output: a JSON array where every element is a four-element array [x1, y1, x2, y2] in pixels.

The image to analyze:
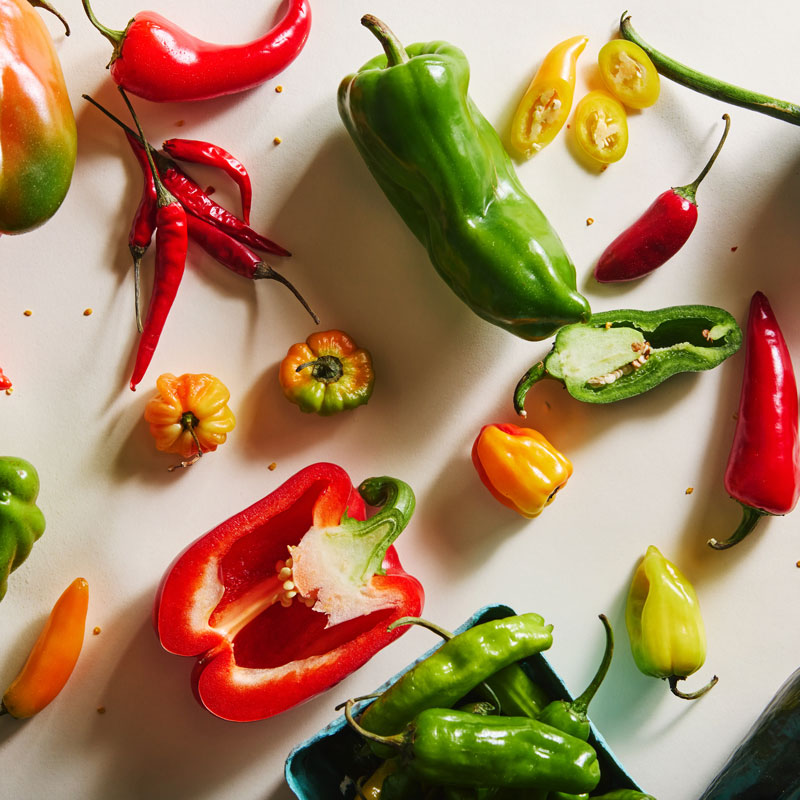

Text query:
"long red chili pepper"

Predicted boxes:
[[119, 90, 188, 392], [81, 0, 311, 103], [185, 215, 318, 323], [594, 114, 730, 283], [82, 94, 290, 258], [708, 291, 800, 549], [125, 131, 158, 332], [163, 139, 252, 224]]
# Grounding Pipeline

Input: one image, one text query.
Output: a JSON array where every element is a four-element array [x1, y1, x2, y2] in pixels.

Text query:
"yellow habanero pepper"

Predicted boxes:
[[510, 35, 588, 157], [144, 373, 236, 470], [471, 423, 573, 518], [1, 577, 88, 719], [626, 545, 718, 700]]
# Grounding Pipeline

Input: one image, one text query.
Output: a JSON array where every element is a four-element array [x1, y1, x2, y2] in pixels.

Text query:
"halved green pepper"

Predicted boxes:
[[0, 456, 46, 600], [338, 16, 590, 341], [514, 305, 742, 412]]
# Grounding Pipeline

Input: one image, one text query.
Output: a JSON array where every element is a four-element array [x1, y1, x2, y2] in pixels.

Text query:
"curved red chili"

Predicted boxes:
[[119, 91, 189, 392], [125, 131, 158, 332], [81, 0, 311, 103], [163, 139, 252, 224], [186, 215, 318, 323], [594, 114, 730, 283], [708, 291, 800, 549]]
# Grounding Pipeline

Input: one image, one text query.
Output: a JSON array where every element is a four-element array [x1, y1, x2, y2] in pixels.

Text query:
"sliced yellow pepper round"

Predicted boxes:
[[598, 39, 660, 109], [573, 90, 629, 164]]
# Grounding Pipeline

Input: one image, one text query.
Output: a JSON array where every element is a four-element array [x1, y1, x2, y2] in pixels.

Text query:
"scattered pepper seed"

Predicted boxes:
[[685, 487, 694, 495], [796, 560, 800, 568], [93, 626, 101, 635], [83, 308, 93, 316], [273, 136, 282, 145], [586, 218, 594, 226], [205, 186, 216, 196], [97, 706, 106, 714], [268, 462, 277, 471], [5, 388, 13, 396], [275, 85, 283, 93], [731, 246, 738, 252], [23, 309, 32, 316], [604, 321, 612, 329]]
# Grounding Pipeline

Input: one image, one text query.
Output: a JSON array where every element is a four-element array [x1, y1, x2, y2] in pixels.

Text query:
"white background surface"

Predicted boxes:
[[2, 1, 800, 797]]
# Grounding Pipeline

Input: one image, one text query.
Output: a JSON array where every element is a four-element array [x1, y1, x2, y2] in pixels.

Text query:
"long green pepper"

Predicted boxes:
[[338, 15, 590, 341]]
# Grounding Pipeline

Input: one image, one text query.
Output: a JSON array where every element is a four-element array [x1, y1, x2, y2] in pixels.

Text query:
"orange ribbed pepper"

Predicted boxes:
[[510, 35, 588, 157], [472, 423, 573, 518], [1, 577, 88, 718], [144, 373, 236, 468]]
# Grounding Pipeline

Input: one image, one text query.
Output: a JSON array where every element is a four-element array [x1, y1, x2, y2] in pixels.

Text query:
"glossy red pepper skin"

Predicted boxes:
[[154, 463, 424, 722], [709, 292, 800, 549], [595, 114, 729, 283], [82, 0, 311, 103], [163, 138, 252, 224]]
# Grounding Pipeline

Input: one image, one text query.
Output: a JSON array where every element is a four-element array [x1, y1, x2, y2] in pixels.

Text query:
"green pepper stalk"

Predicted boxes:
[[619, 13, 800, 126], [345, 701, 601, 795], [537, 615, 613, 741]]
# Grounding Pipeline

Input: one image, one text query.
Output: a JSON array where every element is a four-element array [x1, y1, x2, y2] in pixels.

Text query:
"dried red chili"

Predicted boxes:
[[81, 0, 311, 103], [709, 292, 800, 549], [162, 139, 252, 224], [120, 90, 188, 392], [594, 114, 730, 283]]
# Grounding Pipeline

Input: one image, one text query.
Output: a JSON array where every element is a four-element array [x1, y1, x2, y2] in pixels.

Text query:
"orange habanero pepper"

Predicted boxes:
[[472, 423, 573, 518]]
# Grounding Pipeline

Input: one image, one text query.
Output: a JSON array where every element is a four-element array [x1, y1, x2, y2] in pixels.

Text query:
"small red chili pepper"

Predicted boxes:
[[119, 90, 189, 393], [125, 131, 158, 332], [708, 292, 800, 549], [81, 0, 311, 103], [0, 367, 11, 391], [594, 114, 730, 283], [163, 139, 252, 225], [186, 215, 318, 322]]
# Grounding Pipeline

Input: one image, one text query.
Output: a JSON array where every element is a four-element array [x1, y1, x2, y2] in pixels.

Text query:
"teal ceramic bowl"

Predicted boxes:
[[285, 604, 644, 799]]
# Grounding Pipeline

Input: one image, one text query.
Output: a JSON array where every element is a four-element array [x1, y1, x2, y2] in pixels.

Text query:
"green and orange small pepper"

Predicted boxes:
[[144, 373, 236, 470], [0, 0, 77, 234], [1, 577, 88, 718], [472, 423, 573, 518], [279, 330, 374, 416]]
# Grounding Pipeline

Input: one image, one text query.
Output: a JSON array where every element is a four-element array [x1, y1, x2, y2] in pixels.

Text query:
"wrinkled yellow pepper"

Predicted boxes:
[[144, 373, 236, 470], [510, 35, 588, 157], [626, 545, 718, 700], [471, 423, 573, 518]]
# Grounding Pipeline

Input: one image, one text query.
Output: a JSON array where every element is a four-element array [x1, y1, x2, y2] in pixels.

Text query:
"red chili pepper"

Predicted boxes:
[[125, 131, 158, 332], [120, 90, 189, 392], [81, 0, 310, 103], [163, 138, 252, 224], [186, 215, 318, 323], [708, 292, 800, 550], [154, 463, 424, 722], [0, 367, 11, 391], [594, 114, 730, 283]]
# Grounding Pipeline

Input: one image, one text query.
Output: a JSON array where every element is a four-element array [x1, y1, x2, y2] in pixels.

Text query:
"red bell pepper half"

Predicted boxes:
[[154, 462, 423, 721]]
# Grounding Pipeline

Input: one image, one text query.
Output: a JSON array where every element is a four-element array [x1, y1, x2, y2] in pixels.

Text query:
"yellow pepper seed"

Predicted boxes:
[[685, 487, 694, 495], [275, 85, 283, 93], [273, 136, 282, 145], [83, 308, 93, 316], [23, 309, 32, 316]]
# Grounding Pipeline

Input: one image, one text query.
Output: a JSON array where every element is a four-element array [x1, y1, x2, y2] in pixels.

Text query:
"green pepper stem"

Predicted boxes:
[[669, 673, 718, 700], [572, 614, 614, 716], [674, 115, 730, 204], [117, 88, 177, 209], [361, 15, 409, 67], [620, 13, 800, 127], [343, 697, 405, 750], [80, 0, 125, 49], [513, 361, 548, 417], [707, 503, 768, 550], [295, 354, 343, 383], [387, 616, 454, 639], [29, 0, 70, 35]]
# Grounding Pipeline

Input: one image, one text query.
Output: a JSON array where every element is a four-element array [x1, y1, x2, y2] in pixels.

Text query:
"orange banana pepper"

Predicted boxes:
[[510, 35, 588, 157], [1, 577, 89, 718], [472, 423, 573, 518]]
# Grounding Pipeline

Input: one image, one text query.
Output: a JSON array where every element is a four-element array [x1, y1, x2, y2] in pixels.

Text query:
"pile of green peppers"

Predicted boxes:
[[343, 613, 656, 800]]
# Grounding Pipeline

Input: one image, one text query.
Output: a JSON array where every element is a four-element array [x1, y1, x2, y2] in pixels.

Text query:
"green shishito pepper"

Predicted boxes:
[[0, 457, 46, 600], [347, 704, 600, 795], [514, 305, 742, 412], [338, 16, 591, 341]]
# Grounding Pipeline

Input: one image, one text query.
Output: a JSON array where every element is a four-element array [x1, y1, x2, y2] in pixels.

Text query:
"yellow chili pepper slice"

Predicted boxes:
[[472, 423, 573, 518], [2, 577, 89, 719], [598, 39, 660, 109], [573, 90, 629, 164], [510, 35, 588, 157]]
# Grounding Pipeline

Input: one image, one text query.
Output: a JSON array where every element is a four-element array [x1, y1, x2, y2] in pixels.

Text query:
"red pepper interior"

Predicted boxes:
[[207, 480, 396, 669]]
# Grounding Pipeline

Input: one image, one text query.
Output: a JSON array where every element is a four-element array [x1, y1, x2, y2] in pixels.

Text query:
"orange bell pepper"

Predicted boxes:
[[1, 577, 89, 718], [472, 423, 573, 518], [510, 35, 588, 157], [144, 373, 236, 470]]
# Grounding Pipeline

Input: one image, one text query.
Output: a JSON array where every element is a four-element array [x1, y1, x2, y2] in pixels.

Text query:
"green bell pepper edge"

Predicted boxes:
[[514, 304, 742, 412]]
